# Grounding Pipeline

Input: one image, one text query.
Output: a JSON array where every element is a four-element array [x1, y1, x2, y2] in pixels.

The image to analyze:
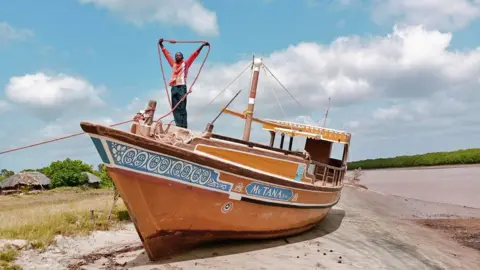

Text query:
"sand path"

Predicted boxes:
[[15, 186, 480, 270]]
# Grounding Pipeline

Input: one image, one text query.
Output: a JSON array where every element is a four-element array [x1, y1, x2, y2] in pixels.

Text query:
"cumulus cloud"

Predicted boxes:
[[4, 72, 106, 121], [189, 25, 478, 113], [79, 0, 219, 36], [371, 0, 480, 31], [0, 22, 34, 44]]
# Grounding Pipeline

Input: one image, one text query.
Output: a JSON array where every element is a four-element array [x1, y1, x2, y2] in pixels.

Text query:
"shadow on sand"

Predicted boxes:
[[125, 208, 345, 268]]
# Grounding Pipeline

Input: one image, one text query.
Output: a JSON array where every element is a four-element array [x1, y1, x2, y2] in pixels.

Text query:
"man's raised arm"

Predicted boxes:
[[185, 42, 209, 68], [158, 38, 174, 67]]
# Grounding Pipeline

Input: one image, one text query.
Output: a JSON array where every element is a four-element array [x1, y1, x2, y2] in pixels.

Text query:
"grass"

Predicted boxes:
[[0, 261, 22, 270], [0, 187, 129, 248], [348, 148, 480, 170], [0, 246, 18, 262], [0, 245, 22, 270]]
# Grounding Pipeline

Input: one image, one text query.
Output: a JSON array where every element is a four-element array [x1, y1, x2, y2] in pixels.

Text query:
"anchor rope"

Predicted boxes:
[[0, 119, 134, 155]]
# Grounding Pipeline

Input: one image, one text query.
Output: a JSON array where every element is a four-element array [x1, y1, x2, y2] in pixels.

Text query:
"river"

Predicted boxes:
[[354, 165, 480, 209]]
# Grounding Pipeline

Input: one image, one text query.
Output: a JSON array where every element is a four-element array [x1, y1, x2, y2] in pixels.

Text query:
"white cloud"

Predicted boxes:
[[4, 72, 106, 121], [5, 72, 105, 108], [371, 0, 480, 31], [0, 22, 34, 43], [79, 0, 219, 36]]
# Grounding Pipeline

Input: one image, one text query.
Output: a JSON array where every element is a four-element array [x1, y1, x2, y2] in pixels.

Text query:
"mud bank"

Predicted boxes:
[[357, 166, 480, 208], [12, 186, 480, 270]]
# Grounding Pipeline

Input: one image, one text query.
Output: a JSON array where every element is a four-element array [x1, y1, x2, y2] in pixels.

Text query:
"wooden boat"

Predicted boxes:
[[80, 56, 352, 261]]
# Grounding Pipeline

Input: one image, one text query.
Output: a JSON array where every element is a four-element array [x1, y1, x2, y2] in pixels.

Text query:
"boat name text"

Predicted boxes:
[[245, 183, 293, 201]]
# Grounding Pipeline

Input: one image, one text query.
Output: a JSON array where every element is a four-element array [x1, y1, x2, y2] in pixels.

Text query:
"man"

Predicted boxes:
[[158, 38, 209, 129]]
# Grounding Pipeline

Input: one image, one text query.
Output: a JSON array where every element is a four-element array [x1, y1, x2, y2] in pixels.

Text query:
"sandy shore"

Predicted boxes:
[[9, 186, 480, 270]]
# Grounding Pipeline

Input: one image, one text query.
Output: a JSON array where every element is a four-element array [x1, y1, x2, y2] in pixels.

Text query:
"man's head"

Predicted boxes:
[[175, 52, 184, 63]]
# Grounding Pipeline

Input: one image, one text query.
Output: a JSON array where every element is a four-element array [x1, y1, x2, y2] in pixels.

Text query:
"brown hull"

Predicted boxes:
[[80, 121, 343, 261], [109, 167, 331, 260]]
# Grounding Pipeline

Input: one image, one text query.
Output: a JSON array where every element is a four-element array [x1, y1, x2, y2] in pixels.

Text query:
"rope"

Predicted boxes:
[[262, 65, 288, 121], [156, 39, 211, 126], [263, 63, 305, 111], [192, 62, 252, 117], [0, 119, 134, 155]]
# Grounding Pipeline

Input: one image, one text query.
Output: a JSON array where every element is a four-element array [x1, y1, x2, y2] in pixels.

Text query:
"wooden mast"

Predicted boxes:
[[242, 56, 263, 141]]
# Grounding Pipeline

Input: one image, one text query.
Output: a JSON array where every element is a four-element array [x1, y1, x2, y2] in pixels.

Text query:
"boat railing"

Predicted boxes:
[[310, 161, 346, 187]]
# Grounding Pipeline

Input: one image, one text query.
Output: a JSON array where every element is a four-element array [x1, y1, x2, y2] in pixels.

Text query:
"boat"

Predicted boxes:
[[80, 50, 352, 261]]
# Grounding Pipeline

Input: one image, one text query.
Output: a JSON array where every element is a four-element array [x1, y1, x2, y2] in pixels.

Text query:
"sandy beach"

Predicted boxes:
[[7, 184, 479, 270]]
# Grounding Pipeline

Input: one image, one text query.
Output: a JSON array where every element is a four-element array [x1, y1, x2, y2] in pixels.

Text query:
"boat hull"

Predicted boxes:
[[110, 167, 330, 260], [80, 122, 342, 261]]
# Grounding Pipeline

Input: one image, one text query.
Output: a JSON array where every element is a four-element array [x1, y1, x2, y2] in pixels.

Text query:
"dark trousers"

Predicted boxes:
[[171, 85, 188, 128]]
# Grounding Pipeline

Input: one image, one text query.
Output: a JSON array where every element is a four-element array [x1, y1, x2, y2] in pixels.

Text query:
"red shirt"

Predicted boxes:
[[161, 47, 199, 86]]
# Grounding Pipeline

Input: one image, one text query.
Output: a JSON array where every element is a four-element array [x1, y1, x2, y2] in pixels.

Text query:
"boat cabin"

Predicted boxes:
[[216, 108, 351, 187], [261, 119, 350, 187]]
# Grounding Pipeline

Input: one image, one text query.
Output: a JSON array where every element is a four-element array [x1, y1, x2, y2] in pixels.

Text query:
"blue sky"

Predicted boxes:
[[1, 0, 480, 172]]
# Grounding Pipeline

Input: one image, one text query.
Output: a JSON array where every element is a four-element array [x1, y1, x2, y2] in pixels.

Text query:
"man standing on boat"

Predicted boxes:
[[158, 38, 209, 129]]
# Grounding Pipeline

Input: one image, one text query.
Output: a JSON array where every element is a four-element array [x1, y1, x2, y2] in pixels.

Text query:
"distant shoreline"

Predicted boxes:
[[348, 163, 480, 171], [347, 148, 480, 171]]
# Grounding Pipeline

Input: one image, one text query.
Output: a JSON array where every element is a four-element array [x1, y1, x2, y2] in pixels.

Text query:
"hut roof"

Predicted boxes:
[[84, 172, 101, 184], [0, 172, 51, 189]]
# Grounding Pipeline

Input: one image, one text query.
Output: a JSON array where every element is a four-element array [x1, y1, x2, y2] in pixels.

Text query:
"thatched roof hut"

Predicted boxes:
[[84, 172, 101, 185], [0, 171, 51, 190]]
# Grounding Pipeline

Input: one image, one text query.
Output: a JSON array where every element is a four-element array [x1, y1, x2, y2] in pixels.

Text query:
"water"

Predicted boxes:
[[357, 166, 480, 208]]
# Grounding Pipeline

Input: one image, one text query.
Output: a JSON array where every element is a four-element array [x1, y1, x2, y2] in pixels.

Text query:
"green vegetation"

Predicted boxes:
[[348, 148, 480, 170], [1, 158, 113, 189], [0, 169, 14, 182], [0, 245, 22, 270], [40, 159, 92, 188], [0, 246, 18, 262]]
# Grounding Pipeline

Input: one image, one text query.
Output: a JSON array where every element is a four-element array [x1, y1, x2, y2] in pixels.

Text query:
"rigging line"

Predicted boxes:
[[262, 63, 306, 111], [262, 66, 288, 121], [0, 119, 134, 156], [192, 61, 253, 117]]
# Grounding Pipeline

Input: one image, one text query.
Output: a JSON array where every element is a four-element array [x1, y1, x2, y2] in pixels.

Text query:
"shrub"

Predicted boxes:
[[348, 148, 480, 170], [40, 159, 93, 188]]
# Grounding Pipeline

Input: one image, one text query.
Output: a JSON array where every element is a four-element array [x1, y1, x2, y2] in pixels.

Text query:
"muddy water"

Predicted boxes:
[[358, 166, 480, 208]]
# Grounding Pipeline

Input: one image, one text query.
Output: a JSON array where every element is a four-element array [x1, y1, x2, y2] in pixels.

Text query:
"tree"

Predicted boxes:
[[0, 169, 14, 178], [40, 158, 94, 188]]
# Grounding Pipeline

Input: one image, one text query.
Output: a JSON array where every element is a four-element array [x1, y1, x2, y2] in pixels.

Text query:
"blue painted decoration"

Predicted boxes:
[[245, 182, 293, 201], [294, 164, 305, 181], [307, 163, 315, 174], [105, 140, 232, 192], [90, 137, 110, 164]]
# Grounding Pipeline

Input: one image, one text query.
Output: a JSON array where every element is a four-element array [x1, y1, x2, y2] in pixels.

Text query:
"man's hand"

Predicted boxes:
[[200, 42, 210, 49]]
